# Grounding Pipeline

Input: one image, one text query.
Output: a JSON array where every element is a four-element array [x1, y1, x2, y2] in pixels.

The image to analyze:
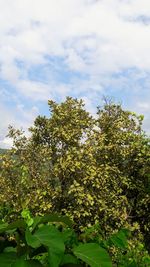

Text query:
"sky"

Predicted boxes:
[[0, 0, 150, 148]]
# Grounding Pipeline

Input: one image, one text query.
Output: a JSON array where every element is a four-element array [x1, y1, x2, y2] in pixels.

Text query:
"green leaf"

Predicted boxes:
[[26, 225, 65, 267], [0, 252, 16, 267], [21, 210, 34, 227], [31, 216, 41, 231], [61, 254, 79, 265], [109, 229, 128, 249], [12, 259, 43, 267], [27, 260, 43, 267], [0, 222, 8, 233], [143, 256, 150, 265], [73, 243, 112, 267], [25, 228, 41, 248], [48, 247, 63, 267], [61, 228, 77, 246], [32, 214, 73, 230], [8, 220, 26, 231], [0, 220, 26, 234], [127, 260, 138, 267], [4, 247, 17, 253]]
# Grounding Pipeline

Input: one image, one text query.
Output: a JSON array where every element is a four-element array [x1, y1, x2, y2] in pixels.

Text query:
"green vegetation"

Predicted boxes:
[[0, 211, 150, 266], [0, 97, 150, 266]]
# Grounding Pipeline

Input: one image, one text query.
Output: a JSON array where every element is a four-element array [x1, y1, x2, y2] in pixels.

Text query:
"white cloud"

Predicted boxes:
[[137, 102, 150, 111], [133, 101, 150, 134], [1, 137, 13, 149], [0, 101, 40, 148], [1, 0, 150, 78], [0, 103, 17, 148], [0, 0, 150, 147]]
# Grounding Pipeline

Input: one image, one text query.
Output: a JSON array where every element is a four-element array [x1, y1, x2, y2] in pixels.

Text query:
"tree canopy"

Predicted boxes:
[[0, 97, 150, 248]]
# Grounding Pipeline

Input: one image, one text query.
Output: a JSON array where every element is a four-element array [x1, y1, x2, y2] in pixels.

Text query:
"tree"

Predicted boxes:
[[0, 97, 149, 247]]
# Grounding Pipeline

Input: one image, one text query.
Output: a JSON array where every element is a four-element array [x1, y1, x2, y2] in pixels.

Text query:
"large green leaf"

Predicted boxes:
[[0, 252, 16, 267], [73, 243, 112, 267], [26, 225, 65, 267]]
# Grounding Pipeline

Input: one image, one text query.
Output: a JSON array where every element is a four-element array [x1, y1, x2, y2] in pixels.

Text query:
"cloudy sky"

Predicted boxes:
[[0, 0, 150, 147]]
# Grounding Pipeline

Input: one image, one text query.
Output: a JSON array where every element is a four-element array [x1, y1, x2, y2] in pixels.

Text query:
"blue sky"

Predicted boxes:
[[0, 0, 150, 147]]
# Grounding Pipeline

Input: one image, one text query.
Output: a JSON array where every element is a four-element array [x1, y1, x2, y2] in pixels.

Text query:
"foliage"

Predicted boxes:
[[79, 224, 150, 266], [0, 97, 150, 248], [0, 213, 111, 267], [0, 212, 150, 267]]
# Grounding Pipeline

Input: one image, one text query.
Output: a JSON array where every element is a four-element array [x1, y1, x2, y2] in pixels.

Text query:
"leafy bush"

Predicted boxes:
[[0, 212, 150, 267], [0, 212, 112, 267]]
